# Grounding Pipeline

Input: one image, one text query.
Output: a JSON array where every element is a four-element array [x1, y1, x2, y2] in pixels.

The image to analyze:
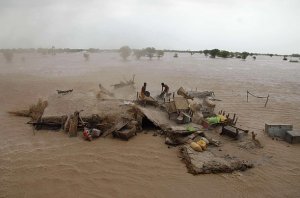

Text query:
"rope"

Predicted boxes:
[[247, 90, 270, 107], [247, 91, 268, 99]]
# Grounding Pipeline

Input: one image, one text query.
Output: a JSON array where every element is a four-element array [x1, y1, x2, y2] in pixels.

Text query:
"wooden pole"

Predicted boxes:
[[234, 117, 238, 125], [264, 94, 269, 107], [247, 90, 249, 102]]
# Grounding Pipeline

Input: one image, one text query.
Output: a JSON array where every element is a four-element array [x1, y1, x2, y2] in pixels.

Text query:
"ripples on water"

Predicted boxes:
[[1, 52, 299, 85]]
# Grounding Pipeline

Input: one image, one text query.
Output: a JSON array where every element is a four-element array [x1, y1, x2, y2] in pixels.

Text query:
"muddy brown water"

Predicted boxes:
[[0, 53, 300, 197]]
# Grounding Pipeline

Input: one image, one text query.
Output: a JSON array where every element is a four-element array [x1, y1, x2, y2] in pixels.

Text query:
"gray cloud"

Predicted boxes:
[[0, 0, 299, 54]]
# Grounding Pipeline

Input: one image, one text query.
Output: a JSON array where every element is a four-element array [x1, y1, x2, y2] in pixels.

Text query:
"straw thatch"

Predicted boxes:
[[8, 99, 48, 121]]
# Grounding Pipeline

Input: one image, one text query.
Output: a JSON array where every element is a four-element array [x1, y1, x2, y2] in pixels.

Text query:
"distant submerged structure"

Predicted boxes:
[[173, 53, 178, 58], [283, 56, 287, 61], [83, 51, 90, 61], [289, 59, 299, 63], [51, 46, 56, 56]]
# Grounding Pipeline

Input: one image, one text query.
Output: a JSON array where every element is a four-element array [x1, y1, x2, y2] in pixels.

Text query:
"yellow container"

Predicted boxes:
[[197, 140, 207, 150], [190, 142, 203, 152], [217, 114, 227, 122]]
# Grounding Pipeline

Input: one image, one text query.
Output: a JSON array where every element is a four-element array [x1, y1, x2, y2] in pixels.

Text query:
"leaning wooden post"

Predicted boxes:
[[68, 111, 79, 137], [264, 94, 269, 107]]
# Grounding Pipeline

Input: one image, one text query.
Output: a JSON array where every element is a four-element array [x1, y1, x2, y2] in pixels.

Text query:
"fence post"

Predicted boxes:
[[264, 94, 269, 107]]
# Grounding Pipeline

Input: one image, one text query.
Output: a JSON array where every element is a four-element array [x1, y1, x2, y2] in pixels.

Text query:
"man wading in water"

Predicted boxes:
[[141, 82, 147, 99], [160, 82, 169, 98]]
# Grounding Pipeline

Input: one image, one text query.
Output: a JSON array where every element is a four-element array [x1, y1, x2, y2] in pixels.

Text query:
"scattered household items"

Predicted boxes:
[[203, 97, 216, 108], [83, 128, 102, 141], [246, 90, 269, 107], [165, 96, 192, 122], [176, 111, 192, 124], [285, 130, 300, 144], [201, 96, 216, 117], [187, 90, 215, 99], [202, 110, 238, 128], [221, 126, 240, 139], [57, 89, 73, 95], [180, 145, 253, 174], [265, 123, 293, 139], [111, 74, 135, 89], [177, 87, 194, 100], [164, 126, 204, 146], [9, 81, 271, 175], [190, 142, 203, 152], [190, 139, 207, 152]]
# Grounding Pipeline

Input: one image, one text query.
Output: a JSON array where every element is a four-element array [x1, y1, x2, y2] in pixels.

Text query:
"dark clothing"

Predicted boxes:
[[141, 85, 147, 98], [141, 85, 146, 94], [162, 84, 169, 93], [160, 84, 169, 98]]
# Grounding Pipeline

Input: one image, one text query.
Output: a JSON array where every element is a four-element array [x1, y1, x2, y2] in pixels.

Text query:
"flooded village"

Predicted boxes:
[[1, 0, 300, 197]]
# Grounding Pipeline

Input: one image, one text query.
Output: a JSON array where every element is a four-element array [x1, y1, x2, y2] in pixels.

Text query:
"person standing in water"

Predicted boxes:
[[160, 82, 169, 98], [141, 82, 147, 99]]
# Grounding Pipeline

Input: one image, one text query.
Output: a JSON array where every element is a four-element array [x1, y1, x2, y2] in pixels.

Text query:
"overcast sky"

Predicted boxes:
[[0, 0, 299, 54]]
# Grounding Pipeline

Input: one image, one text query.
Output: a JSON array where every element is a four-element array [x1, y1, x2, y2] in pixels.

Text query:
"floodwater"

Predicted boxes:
[[0, 52, 300, 197]]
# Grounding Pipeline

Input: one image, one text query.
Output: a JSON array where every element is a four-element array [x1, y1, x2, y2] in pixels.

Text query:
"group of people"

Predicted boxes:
[[140, 82, 169, 99]]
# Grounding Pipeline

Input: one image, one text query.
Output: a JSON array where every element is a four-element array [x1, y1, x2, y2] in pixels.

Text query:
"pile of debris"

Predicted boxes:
[[111, 75, 135, 89], [9, 83, 256, 175]]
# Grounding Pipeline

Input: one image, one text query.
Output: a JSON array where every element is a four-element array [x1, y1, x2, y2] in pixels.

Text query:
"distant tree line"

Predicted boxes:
[[119, 46, 164, 60], [0, 48, 117, 54], [1, 47, 298, 63], [202, 49, 251, 59], [291, 54, 300, 57]]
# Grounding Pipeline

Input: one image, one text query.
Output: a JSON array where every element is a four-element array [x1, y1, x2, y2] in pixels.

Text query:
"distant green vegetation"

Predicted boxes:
[[119, 46, 131, 60], [123, 46, 164, 60], [291, 54, 300, 57], [2, 50, 14, 62], [0, 47, 297, 62], [202, 49, 250, 59], [156, 50, 164, 59], [144, 47, 156, 60], [133, 49, 145, 60]]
